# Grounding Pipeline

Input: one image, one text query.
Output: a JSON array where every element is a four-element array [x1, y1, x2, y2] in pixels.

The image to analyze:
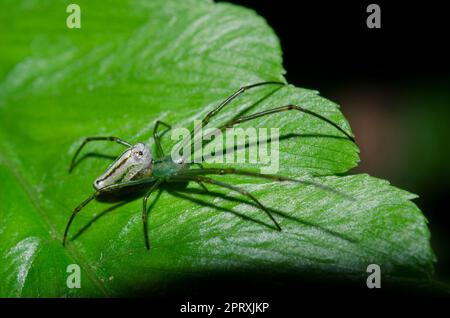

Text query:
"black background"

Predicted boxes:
[[220, 0, 450, 88]]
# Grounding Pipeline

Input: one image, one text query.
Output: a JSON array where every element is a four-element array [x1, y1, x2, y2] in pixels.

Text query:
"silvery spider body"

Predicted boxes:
[[93, 142, 192, 192]]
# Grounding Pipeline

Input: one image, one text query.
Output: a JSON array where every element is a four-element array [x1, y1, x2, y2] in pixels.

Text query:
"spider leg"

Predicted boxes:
[[192, 163, 209, 191], [174, 167, 354, 200], [176, 81, 285, 157], [62, 177, 157, 246], [142, 180, 163, 250], [198, 81, 285, 128], [62, 193, 97, 246], [69, 136, 132, 173], [171, 175, 281, 231], [195, 181, 209, 193], [207, 104, 355, 143], [153, 120, 172, 158]]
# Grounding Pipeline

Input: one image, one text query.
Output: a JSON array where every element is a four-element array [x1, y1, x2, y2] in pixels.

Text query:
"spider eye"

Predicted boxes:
[[138, 151, 143, 156]]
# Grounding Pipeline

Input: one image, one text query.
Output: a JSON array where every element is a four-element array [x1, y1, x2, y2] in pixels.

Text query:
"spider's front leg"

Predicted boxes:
[[69, 136, 132, 173], [175, 81, 285, 157], [62, 193, 97, 246], [142, 180, 163, 250], [153, 120, 172, 158], [62, 177, 157, 247]]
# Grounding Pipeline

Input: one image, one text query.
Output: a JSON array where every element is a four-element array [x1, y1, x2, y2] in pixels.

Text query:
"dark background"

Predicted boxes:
[[221, 0, 450, 86], [214, 0, 450, 301]]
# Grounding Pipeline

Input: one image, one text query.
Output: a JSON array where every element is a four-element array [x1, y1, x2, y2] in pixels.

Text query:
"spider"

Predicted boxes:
[[62, 81, 355, 250]]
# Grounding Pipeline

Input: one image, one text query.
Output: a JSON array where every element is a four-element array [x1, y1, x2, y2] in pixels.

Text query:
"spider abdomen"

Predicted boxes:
[[152, 156, 190, 179]]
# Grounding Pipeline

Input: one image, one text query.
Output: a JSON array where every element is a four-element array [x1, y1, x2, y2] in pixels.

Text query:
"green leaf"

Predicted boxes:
[[0, 0, 434, 297]]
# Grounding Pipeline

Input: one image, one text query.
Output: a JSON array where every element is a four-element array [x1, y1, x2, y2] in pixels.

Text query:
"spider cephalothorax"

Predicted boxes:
[[93, 143, 153, 190]]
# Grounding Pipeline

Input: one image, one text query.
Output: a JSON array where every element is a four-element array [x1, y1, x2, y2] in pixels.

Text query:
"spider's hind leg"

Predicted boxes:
[[218, 105, 355, 143]]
